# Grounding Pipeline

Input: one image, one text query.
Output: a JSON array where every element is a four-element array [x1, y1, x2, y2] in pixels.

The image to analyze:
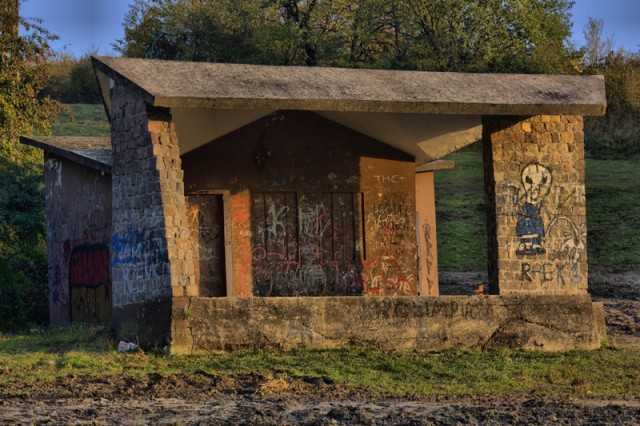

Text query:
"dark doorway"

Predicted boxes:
[[187, 194, 227, 296]]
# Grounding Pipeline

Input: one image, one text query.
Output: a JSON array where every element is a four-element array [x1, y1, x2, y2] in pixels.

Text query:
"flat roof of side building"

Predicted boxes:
[[19, 136, 111, 174]]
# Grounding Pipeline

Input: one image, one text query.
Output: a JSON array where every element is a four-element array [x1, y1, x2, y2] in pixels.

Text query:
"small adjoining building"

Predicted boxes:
[[22, 56, 607, 353]]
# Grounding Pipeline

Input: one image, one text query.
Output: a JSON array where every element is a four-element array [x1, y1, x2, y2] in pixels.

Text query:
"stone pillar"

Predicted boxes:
[[147, 108, 196, 298], [483, 115, 587, 295], [110, 81, 195, 345]]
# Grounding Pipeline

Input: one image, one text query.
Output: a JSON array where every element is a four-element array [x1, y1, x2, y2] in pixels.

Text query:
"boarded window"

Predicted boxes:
[[252, 192, 364, 296]]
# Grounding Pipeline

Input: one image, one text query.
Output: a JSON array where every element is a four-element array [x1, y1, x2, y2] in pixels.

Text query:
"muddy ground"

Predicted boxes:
[[1, 271, 638, 425]]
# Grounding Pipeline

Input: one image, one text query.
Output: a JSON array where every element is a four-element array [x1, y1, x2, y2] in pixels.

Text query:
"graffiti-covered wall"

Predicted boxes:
[[483, 115, 588, 295], [182, 111, 416, 297], [109, 82, 195, 344], [44, 155, 112, 325]]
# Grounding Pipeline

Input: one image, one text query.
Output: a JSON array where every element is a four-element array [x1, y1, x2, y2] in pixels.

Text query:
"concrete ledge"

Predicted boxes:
[[415, 160, 455, 173], [170, 295, 603, 354]]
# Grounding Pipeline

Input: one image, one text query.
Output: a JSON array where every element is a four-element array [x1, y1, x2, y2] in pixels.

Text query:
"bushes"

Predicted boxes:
[[585, 118, 640, 159], [0, 152, 49, 333], [0, 258, 48, 333]]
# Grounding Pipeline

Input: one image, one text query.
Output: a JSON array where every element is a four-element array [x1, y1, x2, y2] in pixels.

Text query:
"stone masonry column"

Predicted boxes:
[[483, 115, 588, 295], [146, 108, 196, 298], [110, 81, 195, 345]]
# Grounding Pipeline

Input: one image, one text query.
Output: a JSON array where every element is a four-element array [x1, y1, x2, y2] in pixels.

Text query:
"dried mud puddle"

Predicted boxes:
[[1, 374, 640, 425]]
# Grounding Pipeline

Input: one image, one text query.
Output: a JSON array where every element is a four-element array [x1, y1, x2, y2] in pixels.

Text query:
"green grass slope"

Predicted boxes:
[[1, 329, 638, 398], [51, 103, 110, 137]]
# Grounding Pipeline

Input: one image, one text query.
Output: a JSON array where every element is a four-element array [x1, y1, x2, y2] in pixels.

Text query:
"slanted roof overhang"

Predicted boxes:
[[91, 56, 606, 162], [20, 136, 112, 174]]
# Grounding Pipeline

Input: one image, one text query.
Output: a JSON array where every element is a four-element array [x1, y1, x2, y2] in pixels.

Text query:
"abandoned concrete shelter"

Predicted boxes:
[[21, 56, 607, 353]]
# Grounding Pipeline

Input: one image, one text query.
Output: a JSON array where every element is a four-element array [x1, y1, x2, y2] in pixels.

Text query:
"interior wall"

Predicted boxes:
[[182, 110, 417, 297]]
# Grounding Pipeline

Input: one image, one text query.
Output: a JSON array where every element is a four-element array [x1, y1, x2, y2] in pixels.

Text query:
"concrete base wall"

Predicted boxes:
[[170, 295, 604, 354]]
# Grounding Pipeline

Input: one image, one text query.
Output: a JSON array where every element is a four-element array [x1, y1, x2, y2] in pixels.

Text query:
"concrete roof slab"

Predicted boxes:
[[93, 56, 606, 117]]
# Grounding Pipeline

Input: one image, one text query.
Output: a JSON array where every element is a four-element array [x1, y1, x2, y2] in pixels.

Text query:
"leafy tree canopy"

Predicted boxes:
[[43, 51, 103, 104], [115, 0, 579, 74], [0, 0, 61, 329]]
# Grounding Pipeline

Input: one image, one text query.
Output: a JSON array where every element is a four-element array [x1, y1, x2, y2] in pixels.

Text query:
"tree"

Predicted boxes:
[[582, 16, 615, 68], [0, 0, 64, 330], [44, 52, 102, 104], [1, 0, 62, 159], [115, 0, 579, 74], [576, 17, 640, 159], [583, 52, 640, 158]]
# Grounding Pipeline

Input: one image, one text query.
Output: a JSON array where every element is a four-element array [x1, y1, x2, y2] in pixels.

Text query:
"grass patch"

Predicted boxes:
[[434, 143, 640, 272], [50, 103, 110, 137], [585, 158, 640, 271], [1, 329, 639, 398]]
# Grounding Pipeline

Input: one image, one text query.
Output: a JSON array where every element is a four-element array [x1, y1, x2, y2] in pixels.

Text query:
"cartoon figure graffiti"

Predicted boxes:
[[516, 164, 552, 256]]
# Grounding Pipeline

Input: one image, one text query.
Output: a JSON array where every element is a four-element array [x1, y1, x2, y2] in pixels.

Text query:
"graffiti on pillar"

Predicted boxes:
[[69, 244, 112, 325], [367, 195, 410, 257], [111, 225, 169, 290], [364, 194, 415, 296], [422, 221, 435, 295], [516, 163, 552, 256], [512, 162, 587, 289]]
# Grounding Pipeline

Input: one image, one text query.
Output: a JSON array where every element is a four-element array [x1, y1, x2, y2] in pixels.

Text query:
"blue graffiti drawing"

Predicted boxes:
[[516, 164, 552, 256], [111, 224, 164, 266]]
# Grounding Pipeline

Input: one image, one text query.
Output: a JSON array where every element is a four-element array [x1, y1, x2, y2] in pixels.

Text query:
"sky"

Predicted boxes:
[[19, 0, 640, 58]]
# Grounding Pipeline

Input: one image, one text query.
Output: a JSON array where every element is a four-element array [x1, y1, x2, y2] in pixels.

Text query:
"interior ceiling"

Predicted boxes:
[[171, 107, 482, 163]]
